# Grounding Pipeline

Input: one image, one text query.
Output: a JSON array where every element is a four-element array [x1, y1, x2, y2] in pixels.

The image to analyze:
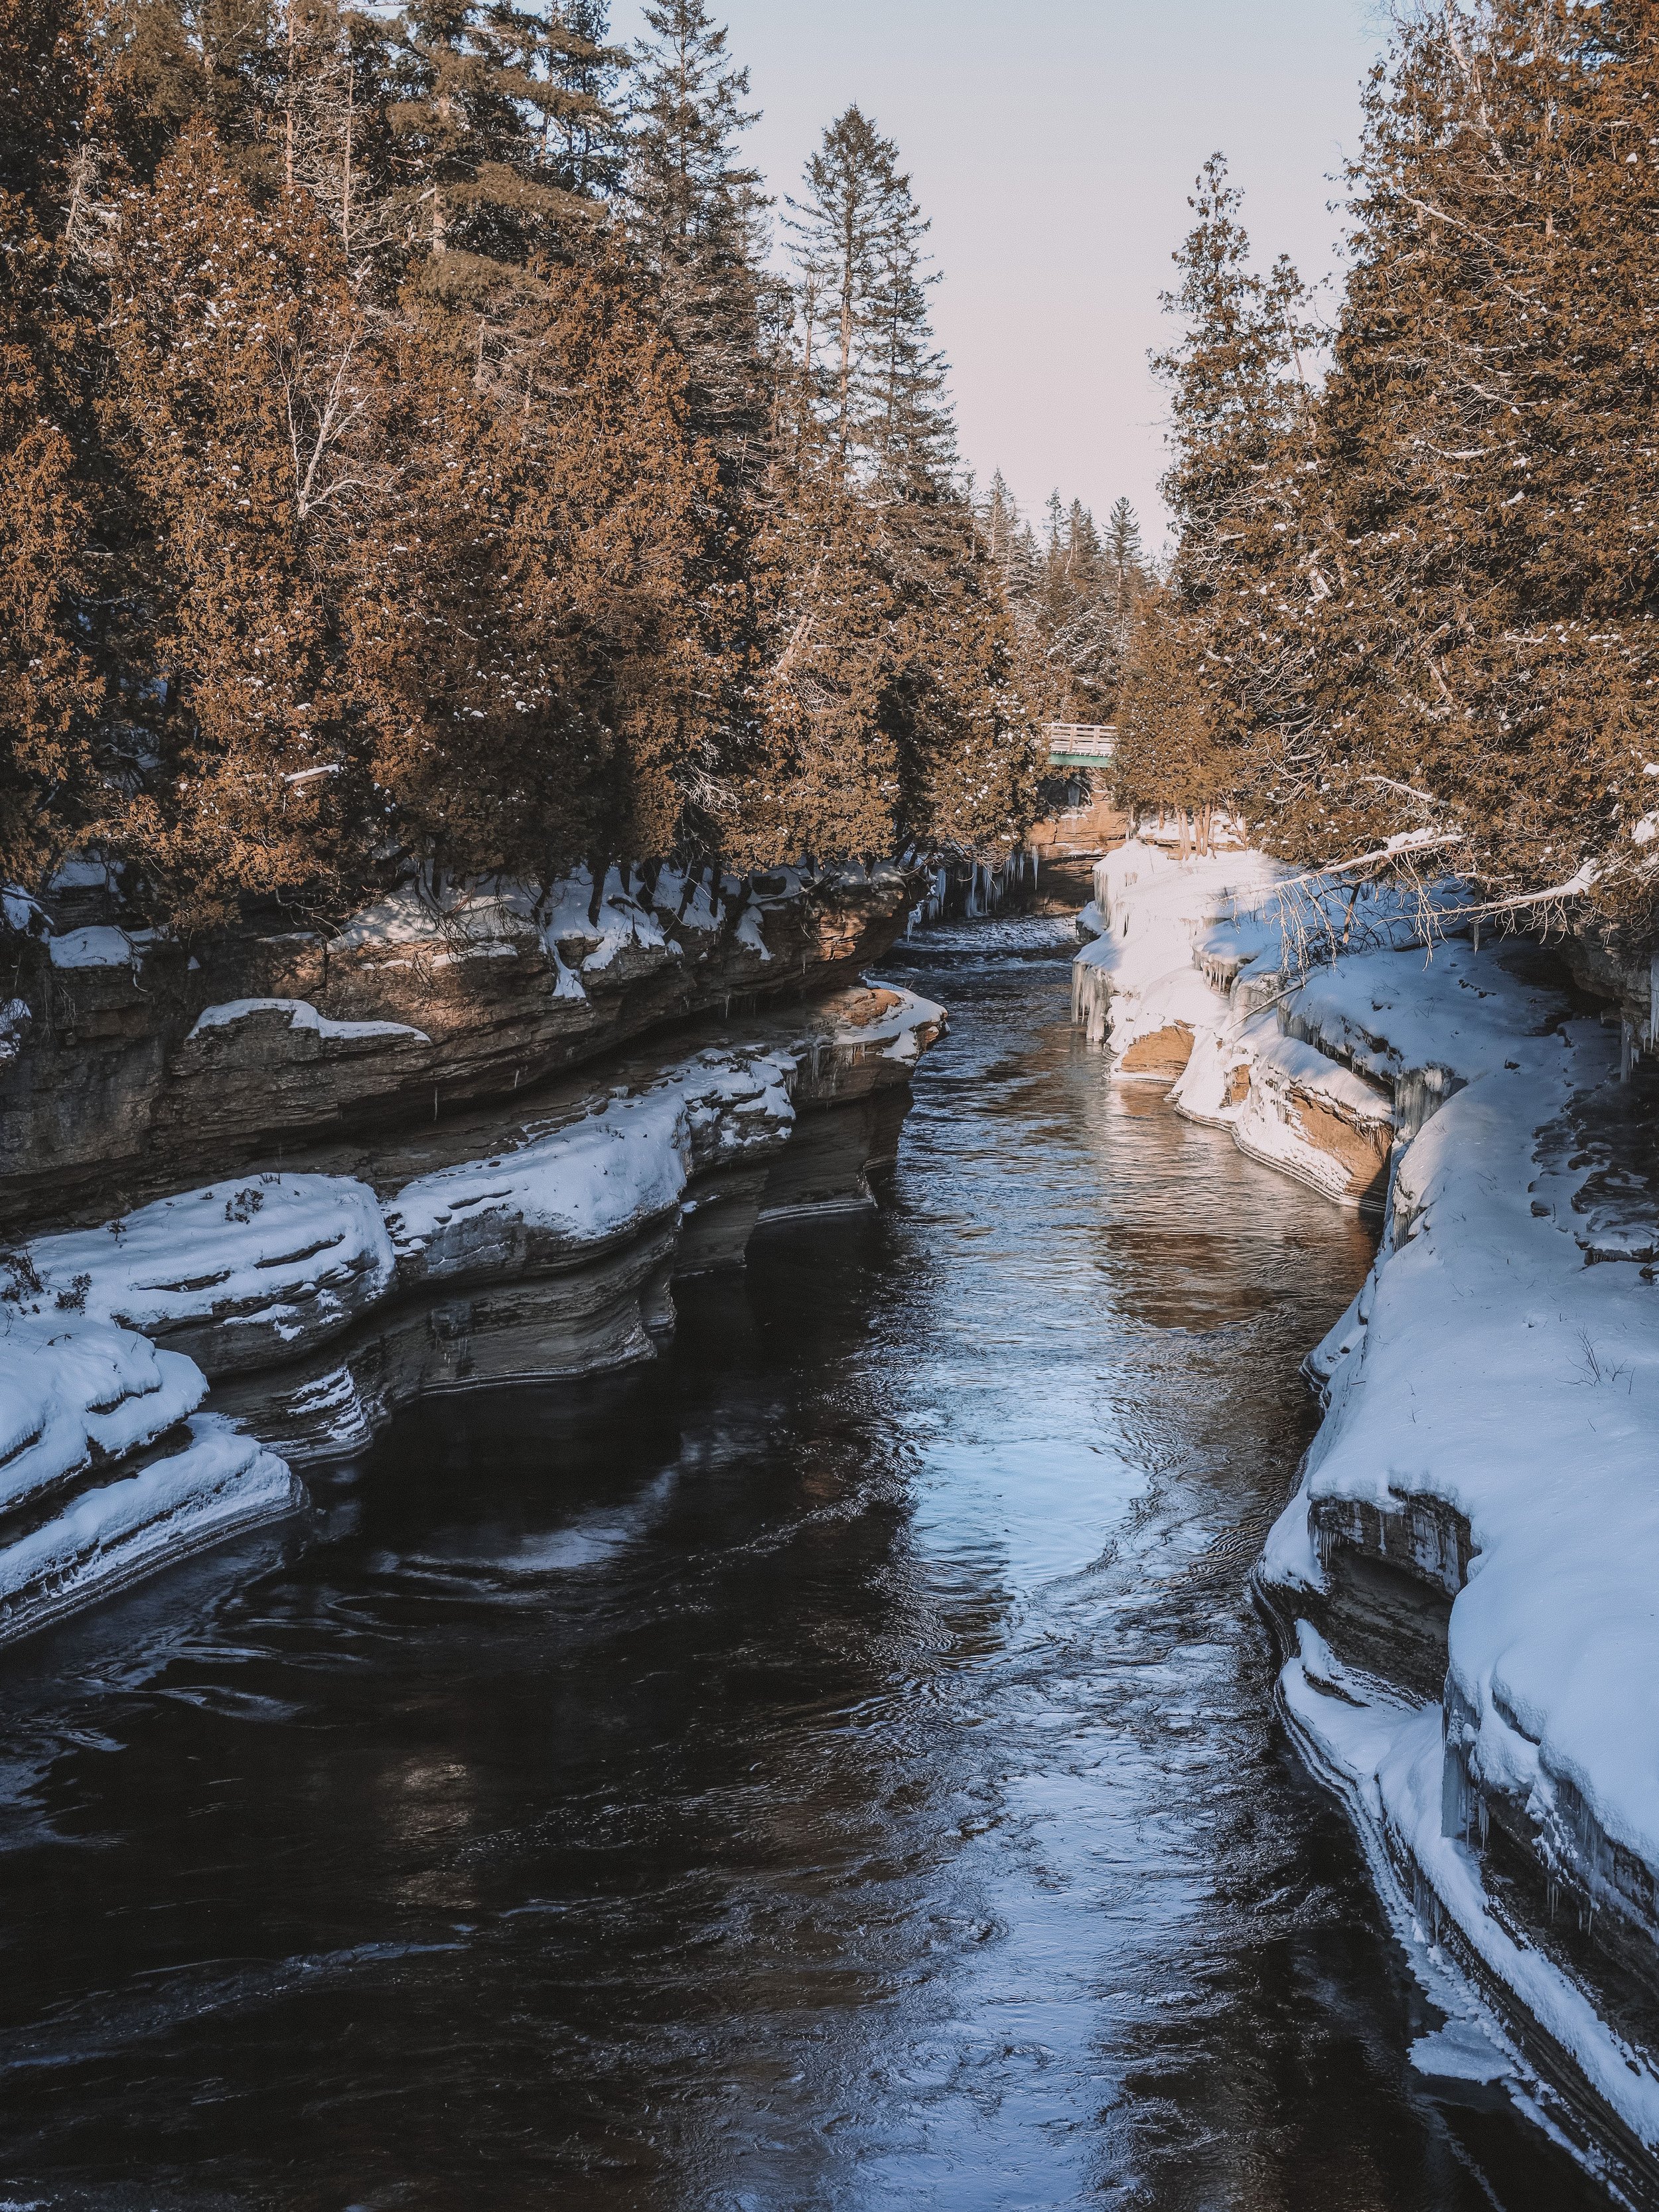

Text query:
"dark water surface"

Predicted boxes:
[[0, 922, 1612, 2210]]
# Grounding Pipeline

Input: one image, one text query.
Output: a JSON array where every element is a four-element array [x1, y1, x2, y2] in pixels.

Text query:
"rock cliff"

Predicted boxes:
[[1078, 841, 1659, 2202], [0, 863, 942, 1651]]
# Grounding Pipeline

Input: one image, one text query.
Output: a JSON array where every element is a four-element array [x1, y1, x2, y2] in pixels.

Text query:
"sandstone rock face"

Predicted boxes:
[[0, 864, 911, 1234], [0, 858, 943, 1651], [4, 988, 946, 1473]]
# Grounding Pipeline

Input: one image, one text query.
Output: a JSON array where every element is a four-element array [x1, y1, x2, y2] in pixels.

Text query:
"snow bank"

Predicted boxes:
[[25, 1175, 397, 1376], [0, 1414, 299, 1647], [386, 1049, 795, 1286], [47, 925, 135, 970], [188, 999, 430, 1045], [331, 867, 681, 1001], [1090, 839, 1659, 2175], [0, 1311, 296, 1647], [0, 1311, 206, 1513], [14, 1044, 799, 1380], [1265, 1016, 1659, 1893]]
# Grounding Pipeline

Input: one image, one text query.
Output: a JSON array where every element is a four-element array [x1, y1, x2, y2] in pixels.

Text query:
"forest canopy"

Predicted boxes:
[[0, 0, 1056, 929], [1118, 0, 1659, 939]]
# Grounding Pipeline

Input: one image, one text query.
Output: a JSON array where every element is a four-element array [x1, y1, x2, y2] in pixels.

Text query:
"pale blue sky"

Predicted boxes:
[[611, 0, 1386, 549]]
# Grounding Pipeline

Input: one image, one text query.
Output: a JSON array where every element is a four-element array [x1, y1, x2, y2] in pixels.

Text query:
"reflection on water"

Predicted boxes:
[[0, 922, 1613, 2210]]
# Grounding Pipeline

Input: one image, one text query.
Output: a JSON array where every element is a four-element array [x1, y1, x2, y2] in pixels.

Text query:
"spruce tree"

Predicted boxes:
[[1104, 498, 1143, 627], [0, 0, 101, 885], [626, 0, 768, 477], [387, 0, 616, 267], [786, 104, 894, 472], [1303, 0, 1659, 925], [1150, 155, 1321, 834]]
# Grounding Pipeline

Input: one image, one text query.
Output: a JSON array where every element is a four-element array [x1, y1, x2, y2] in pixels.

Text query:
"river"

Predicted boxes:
[[0, 919, 1613, 2210]]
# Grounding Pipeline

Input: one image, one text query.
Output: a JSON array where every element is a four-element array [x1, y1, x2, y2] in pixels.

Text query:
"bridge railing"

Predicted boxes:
[[1045, 723, 1116, 765]]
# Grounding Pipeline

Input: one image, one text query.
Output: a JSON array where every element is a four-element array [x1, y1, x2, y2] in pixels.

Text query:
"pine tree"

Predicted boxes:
[[359, 247, 720, 897], [786, 104, 894, 473], [99, 121, 386, 923], [731, 446, 902, 869], [978, 470, 1041, 646], [387, 0, 615, 268], [1104, 497, 1143, 627], [0, 0, 102, 885], [1113, 584, 1229, 848], [865, 150, 954, 492], [1151, 155, 1321, 834], [1303, 0, 1659, 926], [544, 0, 625, 201], [626, 0, 768, 477]]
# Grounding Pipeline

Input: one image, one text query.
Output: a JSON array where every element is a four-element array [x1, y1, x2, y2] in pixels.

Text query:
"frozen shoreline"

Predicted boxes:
[[1082, 839, 1659, 2203], [0, 968, 944, 1652]]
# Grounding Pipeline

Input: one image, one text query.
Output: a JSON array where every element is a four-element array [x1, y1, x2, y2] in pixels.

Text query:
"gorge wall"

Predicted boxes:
[[0, 863, 943, 1651], [1078, 842, 1659, 2208]]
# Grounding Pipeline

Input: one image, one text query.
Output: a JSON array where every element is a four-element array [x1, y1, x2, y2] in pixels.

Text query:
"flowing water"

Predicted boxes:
[[0, 921, 1613, 2210]]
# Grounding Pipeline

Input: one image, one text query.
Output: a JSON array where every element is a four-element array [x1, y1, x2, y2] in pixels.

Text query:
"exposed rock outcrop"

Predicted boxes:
[[0, 850, 941, 1651], [1078, 840, 1659, 2200], [0, 863, 911, 1234]]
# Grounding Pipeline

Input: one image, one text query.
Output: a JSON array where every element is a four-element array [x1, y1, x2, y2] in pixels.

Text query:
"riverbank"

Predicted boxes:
[[1079, 840, 1659, 2205], [0, 863, 944, 1649], [0, 915, 1599, 2210]]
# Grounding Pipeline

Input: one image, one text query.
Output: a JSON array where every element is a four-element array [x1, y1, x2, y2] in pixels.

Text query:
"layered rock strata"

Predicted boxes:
[[0, 861, 942, 1649], [1078, 840, 1659, 2201], [0, 862, 910, 1233]]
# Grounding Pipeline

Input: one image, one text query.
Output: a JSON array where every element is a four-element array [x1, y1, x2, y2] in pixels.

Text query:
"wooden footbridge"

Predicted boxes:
[[1046, 723, 1116, 769]]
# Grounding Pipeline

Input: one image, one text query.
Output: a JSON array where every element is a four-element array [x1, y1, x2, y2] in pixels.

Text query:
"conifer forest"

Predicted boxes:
[[3, 0, 1116, 928], [14, 7, 1659, 2208]]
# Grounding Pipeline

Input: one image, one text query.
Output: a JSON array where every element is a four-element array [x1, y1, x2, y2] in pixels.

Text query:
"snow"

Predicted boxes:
[[1281, 1641, 1659, 2154], [1094, 836, 1659, 2157], [0, 1414, 299, 1643], [1409, 2022, 1512, 2084], [13, 1045, 800, 1373], [188, 998, 430, 1045], [1265, 1019, 1659, 1889], [1, 888, 48, 937], [330, 867, 685, 999], [386, 1049, 796, 1274], [831, 983, 948, 1067], [1074, 842, 1285, 1061], [0, 1311, 206, 1514], [47, 925, 135, 969], [389, 1092, 689, 1263], [24, 1174, 397, 1367], [0, 999, 29, 1067]]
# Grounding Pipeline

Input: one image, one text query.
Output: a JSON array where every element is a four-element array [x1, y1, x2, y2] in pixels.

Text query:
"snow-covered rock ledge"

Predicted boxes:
[[0, 984, 944, 1645], [0, 1315, 301, 1651], [0, 860, 914, 1235], [1079, 840, 1659, 2199]]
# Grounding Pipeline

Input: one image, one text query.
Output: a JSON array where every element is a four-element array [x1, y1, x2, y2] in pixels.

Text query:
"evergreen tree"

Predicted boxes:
[[358, 247, 721, 897], [1303, 0, 1659, 925], [1113, 583, 1229, 848], [0, 0, 101, 884], [387, 0, 615, 267], [1104, 496, 1144, 627], [786, 104, 893, 473], [626, 0, 767, 476], [865, 149, 954, 492], [98, 121, 386, 922], [1148, 154, 1321, 831], [0, 0, 1052, 921]]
